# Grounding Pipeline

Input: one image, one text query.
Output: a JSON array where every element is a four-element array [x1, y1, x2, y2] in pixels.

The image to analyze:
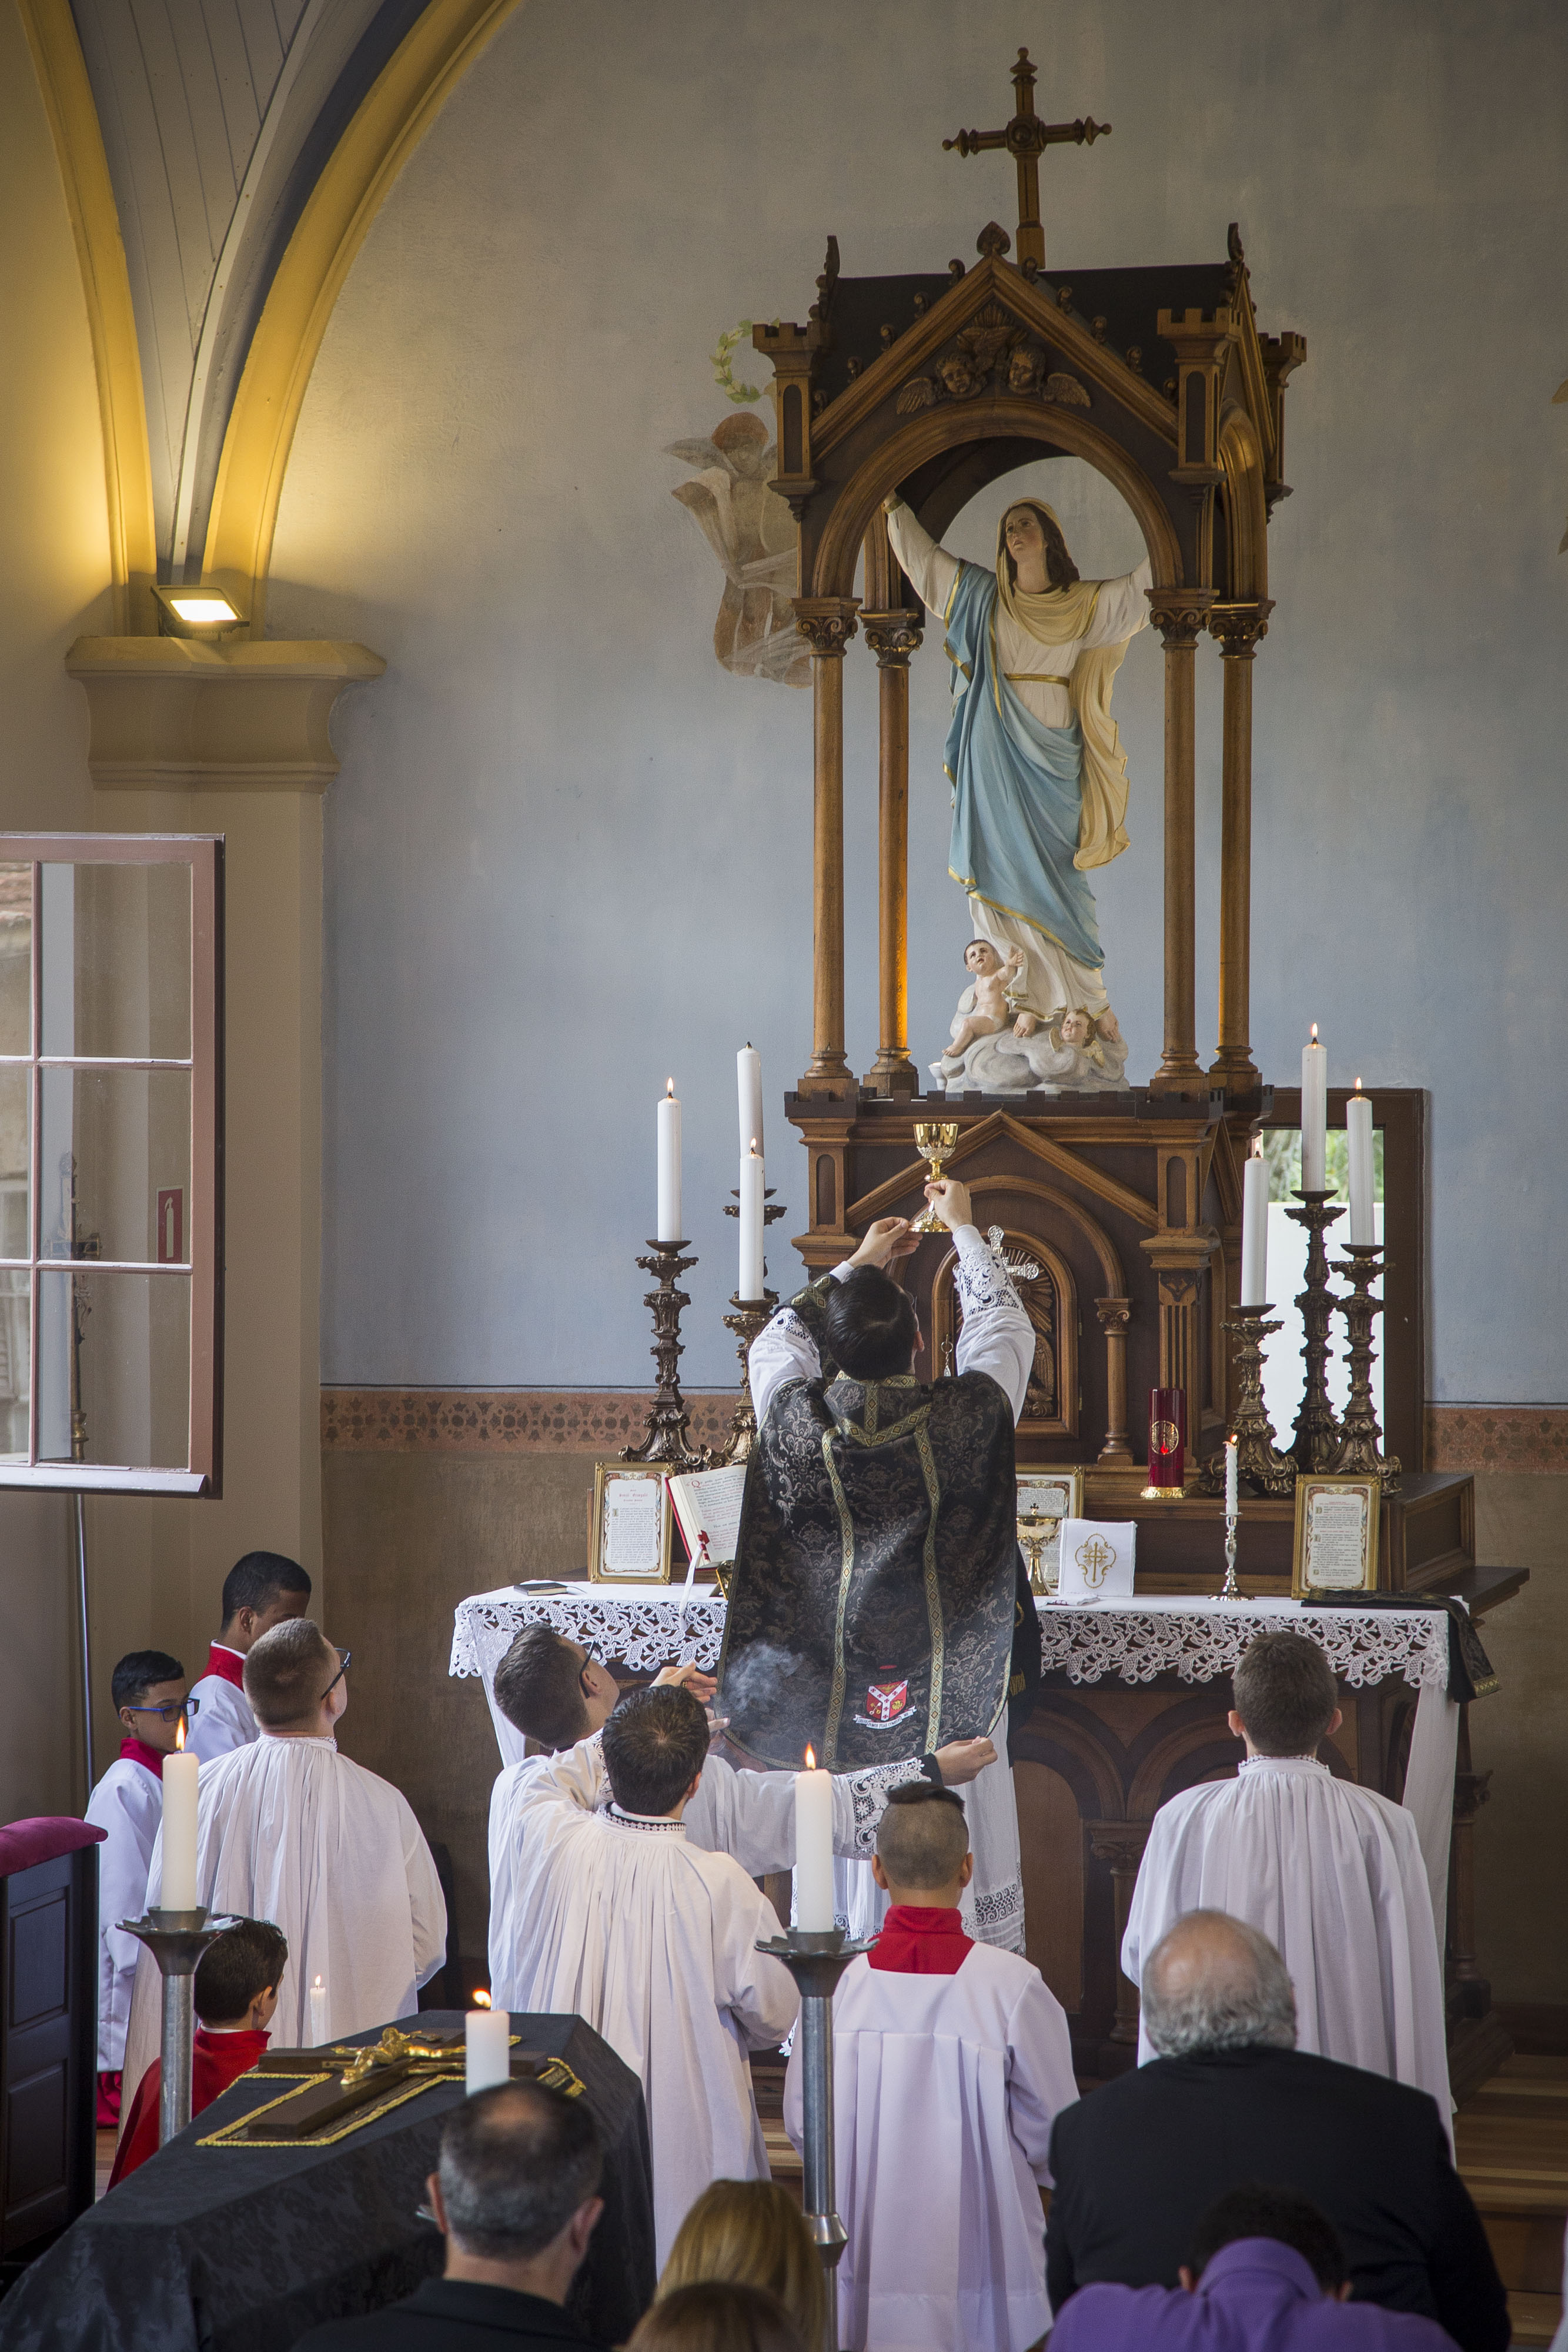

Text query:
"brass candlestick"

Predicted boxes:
[[910, 1122, 959, 1232], [1330, 1245, 1402, 1491], [1286, 1191, 1344, 1471], [621, 1240, 713, 1474], [1208, 1306, 1296, 1498]]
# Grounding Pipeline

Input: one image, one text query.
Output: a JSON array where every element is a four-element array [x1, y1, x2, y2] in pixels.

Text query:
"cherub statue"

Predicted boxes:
[[945, 938, 1028, 1059], [664, 413, 807, 686], [1049, 1004, 1129, 1085]]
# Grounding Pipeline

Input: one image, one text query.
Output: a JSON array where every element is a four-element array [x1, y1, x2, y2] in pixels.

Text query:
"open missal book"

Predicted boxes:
[[666, 1464, 748, 1569]]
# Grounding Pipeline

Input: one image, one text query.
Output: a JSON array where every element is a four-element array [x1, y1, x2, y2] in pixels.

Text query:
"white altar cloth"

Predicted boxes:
[[449, 1585, 1459, 1940]]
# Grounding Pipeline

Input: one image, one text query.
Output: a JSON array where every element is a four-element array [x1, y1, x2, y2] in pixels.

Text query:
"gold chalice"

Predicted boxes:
[[911, 1121, 961, 1233], [1018, 1508, 1062, 1596]]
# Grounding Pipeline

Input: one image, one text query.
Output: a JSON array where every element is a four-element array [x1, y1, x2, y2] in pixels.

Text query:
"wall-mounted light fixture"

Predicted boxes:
[[151, 584, 248, 640]]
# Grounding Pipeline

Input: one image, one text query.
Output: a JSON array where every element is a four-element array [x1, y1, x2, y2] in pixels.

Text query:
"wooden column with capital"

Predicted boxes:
[[1146, 592, 1214, 1097], [1208, 602, 1273, 1097], [861, 608, 923, 1096], [793, 597, 860, 1097]]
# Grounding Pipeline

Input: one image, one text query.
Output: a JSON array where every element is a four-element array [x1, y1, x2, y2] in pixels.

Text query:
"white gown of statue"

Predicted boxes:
[[1122, 1754, 1452, 2143], [494, 1733, 799, 2266], [785, 1943, 1078, 2352], [83, 1756, 161, 2072], [121, 1733, 447, 2125]]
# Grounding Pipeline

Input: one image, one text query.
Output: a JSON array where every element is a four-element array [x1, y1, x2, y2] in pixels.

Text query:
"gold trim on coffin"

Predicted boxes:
[[198, 2041, 586, 2149]]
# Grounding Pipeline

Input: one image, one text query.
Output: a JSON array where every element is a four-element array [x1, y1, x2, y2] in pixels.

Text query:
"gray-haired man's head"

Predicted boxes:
[[1141, 1910, 1298, 2059], [438, 2083, 601, 2260]]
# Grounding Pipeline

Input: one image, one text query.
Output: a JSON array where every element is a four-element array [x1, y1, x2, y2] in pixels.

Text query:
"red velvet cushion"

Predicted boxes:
[[0, 1817, 107, 1875]]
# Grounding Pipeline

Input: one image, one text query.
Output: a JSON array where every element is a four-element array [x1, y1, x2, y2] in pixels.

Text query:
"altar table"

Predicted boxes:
[[0, 2012, 654, 2352]]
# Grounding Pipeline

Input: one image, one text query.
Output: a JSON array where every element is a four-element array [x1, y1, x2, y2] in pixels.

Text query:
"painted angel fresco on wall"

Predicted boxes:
[[665, 413, 809, 686]]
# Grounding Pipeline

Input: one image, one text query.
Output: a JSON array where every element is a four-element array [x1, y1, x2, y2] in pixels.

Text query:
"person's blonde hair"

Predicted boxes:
[[630, 2281, 804, 2352], [657, 2182, 825, 2350]]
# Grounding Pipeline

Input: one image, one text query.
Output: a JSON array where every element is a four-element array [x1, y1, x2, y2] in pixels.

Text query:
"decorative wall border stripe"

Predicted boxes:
[[1426, 1406, 1568, 1475], [321, 1389, 735, 1454]]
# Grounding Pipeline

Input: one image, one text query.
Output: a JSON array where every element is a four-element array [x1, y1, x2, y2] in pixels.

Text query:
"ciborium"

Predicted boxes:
[[910, 1122, 960, 1233]]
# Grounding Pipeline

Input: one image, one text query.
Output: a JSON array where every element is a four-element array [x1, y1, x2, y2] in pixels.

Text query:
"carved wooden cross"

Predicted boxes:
[[944, 46, 1111, 272]]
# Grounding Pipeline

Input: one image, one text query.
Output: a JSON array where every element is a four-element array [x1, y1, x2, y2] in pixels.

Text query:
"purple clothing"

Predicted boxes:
[[1049, 2240, 1462, 2352]]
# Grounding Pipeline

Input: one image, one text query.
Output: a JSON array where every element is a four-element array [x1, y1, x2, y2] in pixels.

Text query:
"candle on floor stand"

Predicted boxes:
[[466, 1992, 511, 2093], [656, 1079, 682, 1242], [1300, 1025, 1328, 1191], [737, 1044, 764, 1161], [739, 1142, 765, 1299], [795, 1749, 835, 1932], [309, 1973, 327, 2047], [161, 1722, 199, 1910], [1347, 1081, 1375, 1244], [1240, 1138, 1269, 1307]]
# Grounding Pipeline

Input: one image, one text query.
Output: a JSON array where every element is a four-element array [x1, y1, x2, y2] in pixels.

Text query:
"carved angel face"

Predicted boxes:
[[1007, 346, 1044, 395], [938, 353, 980, 399], [1058, 1008, 1092, 1048]]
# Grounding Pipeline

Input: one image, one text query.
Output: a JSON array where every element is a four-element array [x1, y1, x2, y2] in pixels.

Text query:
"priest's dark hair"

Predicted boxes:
[[193, 1917, 289, 2026], [823, 1266, 918, 1382], [220, 1550, 311, 1627], [601, 1684, 708, 1819], [439, 2082, 601, 2260], [1232, 1628, 1339, 1756], [628, 2281, 805, 2352], [875, 1782, 969, 1890], [111, 1650, 185, 1713], [243, 1616, 338, 1729], [1188, 2184, 1346, 2291], [494, 1624, 590, 1749]]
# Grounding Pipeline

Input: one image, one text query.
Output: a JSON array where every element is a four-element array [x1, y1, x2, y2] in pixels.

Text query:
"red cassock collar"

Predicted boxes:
[[867, 1903, 975, 1974], [119, 1736, 165, 1780], [205, 1642, 247, 1690]]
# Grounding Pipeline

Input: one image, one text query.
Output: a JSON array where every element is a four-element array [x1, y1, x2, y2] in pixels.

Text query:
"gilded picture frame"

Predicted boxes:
[[587, 1464, 674, 1584], [1291, 1473, 1380, 1599]]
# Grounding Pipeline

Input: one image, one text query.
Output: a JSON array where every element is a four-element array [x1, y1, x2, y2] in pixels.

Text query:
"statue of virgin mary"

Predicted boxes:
[[885, 493, 1150, 1058]]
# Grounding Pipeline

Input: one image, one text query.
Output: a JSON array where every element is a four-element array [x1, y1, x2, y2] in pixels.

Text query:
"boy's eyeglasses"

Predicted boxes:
[[125, 1696, 202, 1724], [319, 1647, 352, 1701]]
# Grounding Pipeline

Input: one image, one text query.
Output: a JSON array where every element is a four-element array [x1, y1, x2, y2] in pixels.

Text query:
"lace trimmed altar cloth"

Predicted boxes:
[[450, 1586, 1459, 1941]]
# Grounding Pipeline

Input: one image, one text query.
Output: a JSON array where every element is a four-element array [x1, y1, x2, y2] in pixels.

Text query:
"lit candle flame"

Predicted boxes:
[[1227, 1434, 1238, 1449], [313, 1974, 323, 1991], [804, 1745, 817, 1770], [666, 1077, 675, 1096], [750, 1137, 760, 1155], [1310, 1023, 1319, 1044], [473, 1987, 492, 2009], [175, 1712, 187, 1751], [1248, 1134, 1262, 1158], [1354, 1075, 1363, 1093]]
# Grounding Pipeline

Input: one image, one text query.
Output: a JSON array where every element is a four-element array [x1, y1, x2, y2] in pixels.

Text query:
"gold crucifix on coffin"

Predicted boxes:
[[944, 45, 1111, 272]]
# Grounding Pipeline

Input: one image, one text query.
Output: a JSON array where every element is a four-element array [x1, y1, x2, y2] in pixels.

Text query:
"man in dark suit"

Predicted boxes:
[[294, 2083, 610, 2352], [1047, 1911, 1508, 2352]]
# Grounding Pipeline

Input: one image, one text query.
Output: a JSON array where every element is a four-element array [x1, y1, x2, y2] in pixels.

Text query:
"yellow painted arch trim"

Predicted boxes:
[[205, 0, 526, 633], [18, 0, 157, 633]]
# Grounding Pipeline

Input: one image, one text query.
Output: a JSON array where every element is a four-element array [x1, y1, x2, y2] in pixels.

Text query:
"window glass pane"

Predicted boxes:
[[38, 1068, 190, 1263], [37, 1267, 189, 1468], [39, 861, 192, 1060], [0, 1268, 26, 1461], [0, 1068, 28, 1261], [0, 864, 30, 1055], [1259, 1128, 1383, 1439]]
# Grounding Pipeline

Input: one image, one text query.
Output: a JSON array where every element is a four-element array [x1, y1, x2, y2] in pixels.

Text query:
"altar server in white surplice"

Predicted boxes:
[[121, 1619, 447, 2123], [85, 1651, 189, 2114], [501, 1683, 798, 2266], [786, 1781, 1077, 2352], [185, 1549, 312, 1764], [484, 1623, 997, 2006], [1122, 1628, 1452, 2139]]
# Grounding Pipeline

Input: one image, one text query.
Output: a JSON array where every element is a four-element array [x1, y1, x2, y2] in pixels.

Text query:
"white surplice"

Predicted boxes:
[[121, 1733, 447, 2124], [784, 1944, 1078, 2352], [83, 1755, 161, 2071], [750, 1226, 1034, 1954], [488, 1742, 925, 2007], [1122, 1754, 1452, 2139], [186, 1649, 258, 1763], [495, 1733, 798, 2264]]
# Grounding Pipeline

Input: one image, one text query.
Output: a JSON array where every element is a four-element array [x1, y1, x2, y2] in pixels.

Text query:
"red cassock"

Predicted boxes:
[[108, 2025, 270, 2186]]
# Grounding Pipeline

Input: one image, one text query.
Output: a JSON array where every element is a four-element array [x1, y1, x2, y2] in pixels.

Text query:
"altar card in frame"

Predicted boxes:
[[1292, 1474, 1380, 1599], [589, 1464, 674, 1584], [1016, 1469, 1083, 1594]]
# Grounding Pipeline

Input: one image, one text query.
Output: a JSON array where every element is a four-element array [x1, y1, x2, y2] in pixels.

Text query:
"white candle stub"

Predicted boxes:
[[794, 1749, 835, 1932], [309, 1973, 328, 2047], [1239, 1140, 1269, 1307], [656, 1079, 682, 1242], [466, 1993, 511, 2094], [161, 1727, 200, 1912], [739, 1142, 765, 1302], [1225, 1435, 1239, 1518], [1346, 1084, 1375, 1245], [1300, 1024, 1328, 1193]]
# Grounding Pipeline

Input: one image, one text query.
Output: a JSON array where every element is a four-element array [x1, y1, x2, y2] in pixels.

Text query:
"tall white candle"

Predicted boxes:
[[1300, 1024, 1328, 1192], [1225, 1434, 1238, 1518], [466, 1996, 511, 2094], [656, 1079, 681, 1242], [737, 1044, 764, 1162], [739, 1142, 764, 1301], [1347, 1081, 1375, 1245], [309, 1973, 328, 2047], [1239, 1139, 1269, 1307], [161, 1732, 199, 1911], [794, 1749, 835, 1932]]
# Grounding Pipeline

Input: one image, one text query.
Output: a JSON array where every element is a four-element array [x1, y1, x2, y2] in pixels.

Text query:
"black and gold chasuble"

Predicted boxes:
[[718, 1275, 1031, 1773]]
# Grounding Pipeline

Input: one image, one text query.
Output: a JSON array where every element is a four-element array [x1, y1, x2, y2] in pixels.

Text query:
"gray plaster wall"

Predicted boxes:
[[267, 0, 1568, 1402]]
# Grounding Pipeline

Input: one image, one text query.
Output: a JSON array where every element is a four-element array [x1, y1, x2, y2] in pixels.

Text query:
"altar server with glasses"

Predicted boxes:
[[85, 1649, 192, 2124], [120, 1618, 446, 2123], [186, 1549, 312, 1763], [1122, 1628, 1451, 2137]]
